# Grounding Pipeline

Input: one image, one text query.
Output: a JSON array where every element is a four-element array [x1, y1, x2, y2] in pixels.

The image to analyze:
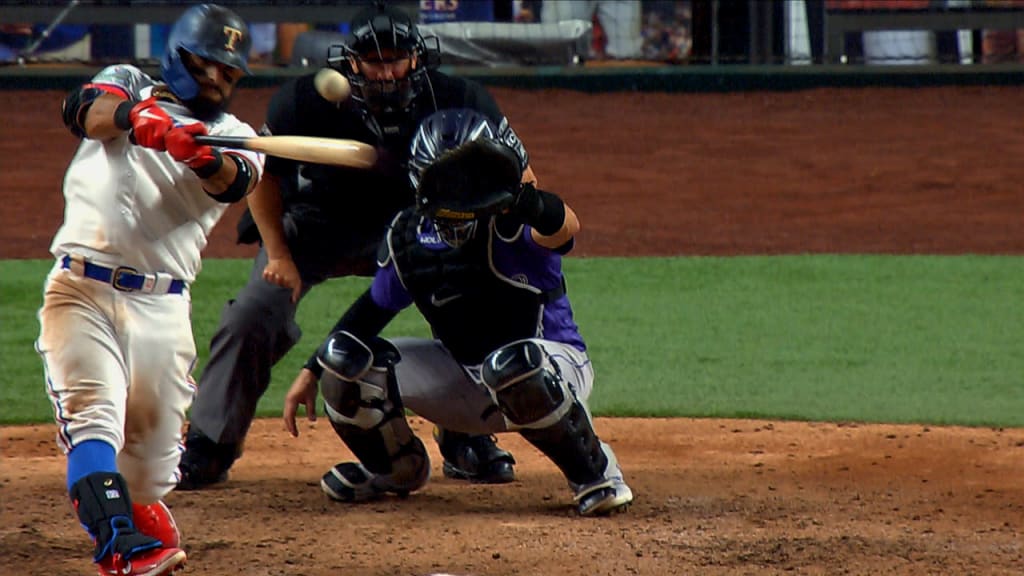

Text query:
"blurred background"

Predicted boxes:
[[3, 0, 1024, 69]]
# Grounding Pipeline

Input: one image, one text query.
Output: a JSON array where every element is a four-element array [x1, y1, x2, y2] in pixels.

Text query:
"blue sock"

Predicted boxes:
[[66, 439, 118, 493]]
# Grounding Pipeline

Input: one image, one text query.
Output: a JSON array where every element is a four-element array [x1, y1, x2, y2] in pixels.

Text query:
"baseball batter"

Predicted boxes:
[[282, 109, 634, 516], [35, 5, 262, 575]]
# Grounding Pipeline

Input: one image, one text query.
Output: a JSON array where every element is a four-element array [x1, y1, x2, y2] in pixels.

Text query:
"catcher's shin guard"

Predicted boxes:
[[482, 340, 633, 515], [321, 419, 430, 502], [319, 332, 430, 502], [571, 444, 634, 516], [320, 432, 430, 503], [518, 402, 633, 516]]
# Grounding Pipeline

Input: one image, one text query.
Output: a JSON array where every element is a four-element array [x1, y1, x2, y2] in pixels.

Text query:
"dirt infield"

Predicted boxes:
[[2, 84, 1024, 575]]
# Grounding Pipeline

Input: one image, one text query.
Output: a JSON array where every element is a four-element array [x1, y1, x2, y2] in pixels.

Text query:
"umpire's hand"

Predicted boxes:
[[283, 368, 319, 437], [263, 256, 302, 303]]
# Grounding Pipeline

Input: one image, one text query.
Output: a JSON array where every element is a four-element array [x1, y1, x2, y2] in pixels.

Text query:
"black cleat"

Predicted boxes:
[[434, 427, 516, 484], [176, 427, 239, 491]]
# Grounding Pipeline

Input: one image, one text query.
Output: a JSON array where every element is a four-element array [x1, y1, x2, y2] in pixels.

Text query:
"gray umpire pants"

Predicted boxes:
[[189, 207, 380, 445]]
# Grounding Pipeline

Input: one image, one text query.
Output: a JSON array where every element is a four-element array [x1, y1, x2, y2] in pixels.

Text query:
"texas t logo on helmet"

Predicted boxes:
[[222, 26, 245, 51]]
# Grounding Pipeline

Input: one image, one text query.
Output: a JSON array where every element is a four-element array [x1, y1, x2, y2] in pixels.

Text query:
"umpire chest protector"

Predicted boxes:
[[387, 211, 561, 365]]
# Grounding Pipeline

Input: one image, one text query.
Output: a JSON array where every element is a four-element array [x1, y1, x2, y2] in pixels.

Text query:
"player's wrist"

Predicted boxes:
[[304, 353, 324, 378], [113, 100, 134, 131], [513, 184, 565, 236], [189, 149, 223, 178]]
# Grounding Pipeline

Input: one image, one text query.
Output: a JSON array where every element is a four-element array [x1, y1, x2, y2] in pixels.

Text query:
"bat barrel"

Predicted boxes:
[[192, 134, 378, 170]]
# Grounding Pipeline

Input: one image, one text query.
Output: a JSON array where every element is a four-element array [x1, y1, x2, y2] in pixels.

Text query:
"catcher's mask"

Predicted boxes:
[[431, 218, 479, 248], [326, 3, 439, 114], [410, 109, 525, 247], [161, 4, 251, 103]]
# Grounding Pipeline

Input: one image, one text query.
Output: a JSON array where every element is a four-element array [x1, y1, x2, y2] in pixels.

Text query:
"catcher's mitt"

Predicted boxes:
[[416, 138, 521, 221]]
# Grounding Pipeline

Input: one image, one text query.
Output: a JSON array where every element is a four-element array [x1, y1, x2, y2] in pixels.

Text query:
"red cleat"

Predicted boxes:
[[132, 501, 181, 548], [95, 546, 186, 576]]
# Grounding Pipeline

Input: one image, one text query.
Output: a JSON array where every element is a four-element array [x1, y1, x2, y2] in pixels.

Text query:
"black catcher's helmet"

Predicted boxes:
[[409, 109, 525, 246], [326, 2, 439, 113], [161, 4, 251, 101]]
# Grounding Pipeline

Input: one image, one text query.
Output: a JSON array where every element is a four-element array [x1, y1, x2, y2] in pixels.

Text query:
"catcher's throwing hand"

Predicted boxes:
[[283, 367, 319, 437], [263, 256, 302, 303]]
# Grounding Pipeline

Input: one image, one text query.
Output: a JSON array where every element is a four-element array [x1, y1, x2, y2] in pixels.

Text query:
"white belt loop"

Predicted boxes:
[[68, 254, 86, 276], [150, 273, 174, 294]]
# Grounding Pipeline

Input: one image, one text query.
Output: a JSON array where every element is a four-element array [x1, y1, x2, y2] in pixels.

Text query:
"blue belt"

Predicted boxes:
[[61, 255, 187, 294]]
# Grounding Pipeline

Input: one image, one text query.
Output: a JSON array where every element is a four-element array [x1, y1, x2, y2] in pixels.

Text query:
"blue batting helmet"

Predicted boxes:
[[161, 4, 251, 101]]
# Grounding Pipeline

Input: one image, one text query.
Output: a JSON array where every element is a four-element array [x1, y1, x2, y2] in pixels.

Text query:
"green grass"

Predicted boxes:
[[3, 256, 1022, 427]]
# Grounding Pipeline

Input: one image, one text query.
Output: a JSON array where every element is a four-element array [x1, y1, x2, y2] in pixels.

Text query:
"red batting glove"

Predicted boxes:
[[128, 97, 173, 151], [165, 122, 221, 174]]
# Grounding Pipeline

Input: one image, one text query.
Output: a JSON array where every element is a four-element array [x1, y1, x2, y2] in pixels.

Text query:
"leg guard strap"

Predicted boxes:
[[518, 401, 609, 488]]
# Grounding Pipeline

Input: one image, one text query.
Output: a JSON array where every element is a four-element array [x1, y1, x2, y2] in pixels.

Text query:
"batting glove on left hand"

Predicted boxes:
[[166, 123, 222, 176], [127, 97, 173, 151]]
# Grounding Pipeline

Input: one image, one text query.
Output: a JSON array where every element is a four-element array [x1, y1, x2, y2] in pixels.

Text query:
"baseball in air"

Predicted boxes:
[[314, 67, 352, 103]]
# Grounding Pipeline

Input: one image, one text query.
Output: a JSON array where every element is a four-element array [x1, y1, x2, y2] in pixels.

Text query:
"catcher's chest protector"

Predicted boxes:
[[389, 213, 543, 364]]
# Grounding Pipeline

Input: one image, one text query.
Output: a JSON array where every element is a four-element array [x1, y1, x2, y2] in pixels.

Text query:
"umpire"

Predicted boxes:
[[178, 3, 531, 489]]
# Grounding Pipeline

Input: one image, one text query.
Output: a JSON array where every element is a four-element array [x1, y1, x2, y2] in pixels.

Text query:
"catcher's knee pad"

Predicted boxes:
[[480, 339, 574, 429], [320, 331, 401, 430]]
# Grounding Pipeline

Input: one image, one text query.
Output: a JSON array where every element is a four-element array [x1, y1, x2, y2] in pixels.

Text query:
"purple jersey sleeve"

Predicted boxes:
[[370, 263, 414, 312], [492, 226, 586, 352]]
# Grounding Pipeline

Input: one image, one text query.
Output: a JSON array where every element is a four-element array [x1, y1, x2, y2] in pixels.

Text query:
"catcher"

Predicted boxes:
[[282, 108, 634, 516]]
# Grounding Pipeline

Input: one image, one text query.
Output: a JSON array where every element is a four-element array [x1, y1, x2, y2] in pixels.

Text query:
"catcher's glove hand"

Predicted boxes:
[[416, 138, 522, 220]]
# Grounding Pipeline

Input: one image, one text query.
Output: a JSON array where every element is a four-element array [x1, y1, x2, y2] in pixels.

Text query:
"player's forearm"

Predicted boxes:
[[198, 153, 247, 195], [247, 173, 291, 258], [82, 93, 132, 141], [532, 202, 579, 249], [522, 164, 538, 187]]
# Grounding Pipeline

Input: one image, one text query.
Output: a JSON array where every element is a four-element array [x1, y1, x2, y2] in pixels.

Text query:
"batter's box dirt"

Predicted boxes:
[[2, 418, 1022, 575]]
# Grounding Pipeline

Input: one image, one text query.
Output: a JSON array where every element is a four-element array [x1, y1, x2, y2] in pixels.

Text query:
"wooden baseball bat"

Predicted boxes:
[[193, 135, 378, 169]]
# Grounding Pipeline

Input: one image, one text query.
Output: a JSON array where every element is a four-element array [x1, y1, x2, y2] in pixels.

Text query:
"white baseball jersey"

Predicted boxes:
[[51, 64, 264, 282], [38, 64, 263, 503]]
